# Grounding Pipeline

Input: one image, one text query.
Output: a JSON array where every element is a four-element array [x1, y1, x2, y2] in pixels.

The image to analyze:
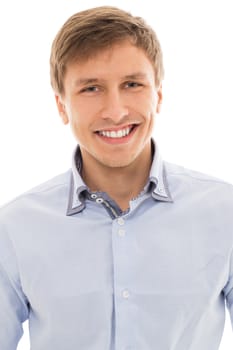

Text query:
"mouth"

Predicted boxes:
[[95, 124, 138, 140]]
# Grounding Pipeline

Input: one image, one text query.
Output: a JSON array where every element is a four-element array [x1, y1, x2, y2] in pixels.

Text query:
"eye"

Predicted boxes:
[[124, 81, 143, 89], [80, 86, 99, 93]]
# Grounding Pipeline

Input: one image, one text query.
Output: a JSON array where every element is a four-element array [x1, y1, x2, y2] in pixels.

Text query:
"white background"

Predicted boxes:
[[0, 0, 232, 349]]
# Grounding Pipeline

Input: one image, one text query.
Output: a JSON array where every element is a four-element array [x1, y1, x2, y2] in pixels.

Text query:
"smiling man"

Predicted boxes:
[[56, 41, 162, 211], [1, 6, 233, 350]]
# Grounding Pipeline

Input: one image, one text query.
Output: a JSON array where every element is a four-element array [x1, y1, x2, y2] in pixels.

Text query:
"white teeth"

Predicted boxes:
[[98, 126, 132, 138]]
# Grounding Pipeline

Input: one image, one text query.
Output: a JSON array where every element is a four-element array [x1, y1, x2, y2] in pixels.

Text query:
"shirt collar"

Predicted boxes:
[[66, 140, 173, 216], [149, 141, 173, 202]]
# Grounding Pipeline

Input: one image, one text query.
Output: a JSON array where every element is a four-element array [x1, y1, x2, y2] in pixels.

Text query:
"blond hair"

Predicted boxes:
[[50, 6, 164, 95]]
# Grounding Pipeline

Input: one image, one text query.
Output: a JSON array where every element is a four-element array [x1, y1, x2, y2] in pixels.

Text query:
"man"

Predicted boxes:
[[0, 6, 233, 350]]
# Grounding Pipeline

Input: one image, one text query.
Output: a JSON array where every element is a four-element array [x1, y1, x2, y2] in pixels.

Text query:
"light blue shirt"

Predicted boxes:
[[1, 142, 233, 350]]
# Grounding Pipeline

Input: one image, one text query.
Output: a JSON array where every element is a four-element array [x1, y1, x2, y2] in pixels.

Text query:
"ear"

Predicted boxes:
[[55, 94, 69, 125], [156, 85, 163, 114]]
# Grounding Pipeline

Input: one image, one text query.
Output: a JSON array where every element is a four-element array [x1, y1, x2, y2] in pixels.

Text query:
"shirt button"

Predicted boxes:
[[158, 187, 164, 194], [122, 289, 130, 299], [117, 217, 125, 225], [96, 198, 104, 204], [118, 229, 125, 237]]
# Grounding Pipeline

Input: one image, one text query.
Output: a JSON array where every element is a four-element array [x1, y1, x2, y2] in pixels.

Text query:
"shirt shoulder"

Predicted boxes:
[[164, 160, 233, 203], [165, 160, 233, 185]]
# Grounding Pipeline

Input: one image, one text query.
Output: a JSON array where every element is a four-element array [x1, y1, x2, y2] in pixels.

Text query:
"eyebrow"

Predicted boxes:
[[74, 78, 99, 87], [74, 72, 148, 87], [124, 72, 148, 80]]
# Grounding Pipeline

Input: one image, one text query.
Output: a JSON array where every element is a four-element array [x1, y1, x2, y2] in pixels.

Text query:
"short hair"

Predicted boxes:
[[50, 6, 164, 95]]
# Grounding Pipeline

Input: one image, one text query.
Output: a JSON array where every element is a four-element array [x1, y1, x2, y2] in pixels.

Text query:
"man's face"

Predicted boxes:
[[56, 41, 162, 169]]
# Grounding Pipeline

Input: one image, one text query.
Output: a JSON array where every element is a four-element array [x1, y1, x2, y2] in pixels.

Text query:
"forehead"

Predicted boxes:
[[65, 42, 155, 84]]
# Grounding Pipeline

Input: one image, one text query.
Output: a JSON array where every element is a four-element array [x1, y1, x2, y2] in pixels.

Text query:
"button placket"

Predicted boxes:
[[117, 217, 125, 226], [122, 289, 130, 299], [113, 215, 134, 349], [117, 217, 126, 237], [118, 229, 126, 237]]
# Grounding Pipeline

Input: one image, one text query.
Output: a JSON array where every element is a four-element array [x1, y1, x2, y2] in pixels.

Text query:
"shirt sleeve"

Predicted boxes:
[[223, 248, 233, 329], [0, 224, 29, 349]]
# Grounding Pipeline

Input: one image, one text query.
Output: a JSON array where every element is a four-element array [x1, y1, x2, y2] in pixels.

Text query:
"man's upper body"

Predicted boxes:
[[1, 142, 233, 350], [1, 6, 233, 350]]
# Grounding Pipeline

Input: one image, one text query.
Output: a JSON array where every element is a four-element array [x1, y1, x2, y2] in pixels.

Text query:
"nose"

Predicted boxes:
[[100, 89, 129, 123]]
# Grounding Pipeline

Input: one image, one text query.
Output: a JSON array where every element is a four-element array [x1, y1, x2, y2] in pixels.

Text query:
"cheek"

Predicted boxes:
[[132, 91, 157, 115], [138, 100, 157, 121], [68, 103, 86, 127], [70, 99, 100, 125], [67, 111, 83, 137]]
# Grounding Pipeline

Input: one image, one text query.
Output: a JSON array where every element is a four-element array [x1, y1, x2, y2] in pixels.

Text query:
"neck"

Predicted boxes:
[[81, 143, 153, 211]]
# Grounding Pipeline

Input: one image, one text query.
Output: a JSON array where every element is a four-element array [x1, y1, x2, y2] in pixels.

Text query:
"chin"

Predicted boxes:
[[98, 157, 134, 169]]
